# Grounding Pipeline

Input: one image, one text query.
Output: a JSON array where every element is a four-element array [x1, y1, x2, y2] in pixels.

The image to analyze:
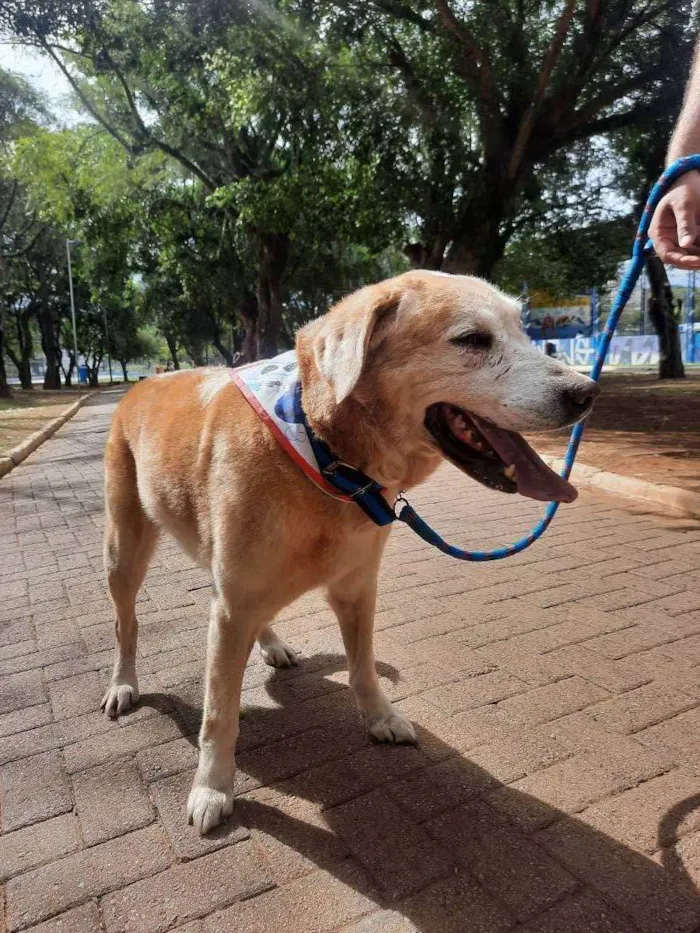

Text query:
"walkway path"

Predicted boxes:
[[3, 387, 700, 933]]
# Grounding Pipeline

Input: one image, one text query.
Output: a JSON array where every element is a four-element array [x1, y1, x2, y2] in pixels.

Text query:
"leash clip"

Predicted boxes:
[[393, 492, 410, 517]]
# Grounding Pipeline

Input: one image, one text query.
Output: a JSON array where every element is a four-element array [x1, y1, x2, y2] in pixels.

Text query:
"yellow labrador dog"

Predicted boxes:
[[102, 271, 597, 834]]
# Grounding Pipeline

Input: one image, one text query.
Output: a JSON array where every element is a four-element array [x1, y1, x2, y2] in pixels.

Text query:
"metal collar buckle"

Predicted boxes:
[[322, 460, 375, 499]]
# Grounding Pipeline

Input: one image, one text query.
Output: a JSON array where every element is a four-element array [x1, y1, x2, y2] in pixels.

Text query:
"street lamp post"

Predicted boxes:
[[66, 239, 81, 392]]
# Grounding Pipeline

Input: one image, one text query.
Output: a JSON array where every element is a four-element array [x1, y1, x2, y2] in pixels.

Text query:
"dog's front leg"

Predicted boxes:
[[327, 569, 417, 745], [187, 592, 259, 835]]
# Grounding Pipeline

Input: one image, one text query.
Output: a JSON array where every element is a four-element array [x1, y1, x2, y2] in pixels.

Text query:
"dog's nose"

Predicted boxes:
[[563, 381, 600, 420]]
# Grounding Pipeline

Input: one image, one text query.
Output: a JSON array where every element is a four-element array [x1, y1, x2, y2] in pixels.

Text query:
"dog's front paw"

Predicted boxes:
[[101, 680, 139, 718], [368, 711, 417, 745], [187, 785, 234, 835]]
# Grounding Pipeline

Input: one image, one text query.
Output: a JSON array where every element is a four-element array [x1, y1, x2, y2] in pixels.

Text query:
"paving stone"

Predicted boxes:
[[486, 739, 674, 832], [6, 824, 172, 930], [426, 799, 576, 921], [497, 676, 610, 726], [423, 670, 526, 714], [0, 669, 46, 715], [136, 735, 199, 783], [48, 671, 103, 720], [238, 784, 350, 884], [536, 818, 700, 933], [585, 681, 699, 734], [63, 716, 183, 773], [327, 789, 451, 900], [72, 758, 154, 846], [205, 863, 377, 933], [388, 873, 514, 933], [0, 723, 61, 765], [0, 814, 81, 882], [101, 840, 273, 933], [515, 888, 642, 933], [575, 768, 700, 854], [0, 702, 52, 738], [22, 902, 103, 933], [1, 749, 73, 831]]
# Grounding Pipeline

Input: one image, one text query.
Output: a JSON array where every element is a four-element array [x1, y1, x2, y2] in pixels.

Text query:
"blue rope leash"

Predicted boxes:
[[396, 155, 700, 561]]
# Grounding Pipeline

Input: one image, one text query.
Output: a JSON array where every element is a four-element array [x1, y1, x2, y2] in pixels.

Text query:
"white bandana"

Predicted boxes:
[[230, 350, 351, 499]]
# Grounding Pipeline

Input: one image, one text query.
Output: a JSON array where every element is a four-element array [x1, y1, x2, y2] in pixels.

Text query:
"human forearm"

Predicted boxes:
[[668, 41, 700, 162]]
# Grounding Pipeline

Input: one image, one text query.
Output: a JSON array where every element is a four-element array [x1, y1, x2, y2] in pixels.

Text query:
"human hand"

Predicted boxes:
[[649, 170, 700, 268]]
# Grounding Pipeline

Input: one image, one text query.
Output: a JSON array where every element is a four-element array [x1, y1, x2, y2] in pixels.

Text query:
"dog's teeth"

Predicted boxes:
[[504, 464, 516, 480]]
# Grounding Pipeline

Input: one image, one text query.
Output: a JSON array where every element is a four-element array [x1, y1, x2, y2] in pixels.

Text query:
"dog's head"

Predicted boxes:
[[297, 271, 598, 502]]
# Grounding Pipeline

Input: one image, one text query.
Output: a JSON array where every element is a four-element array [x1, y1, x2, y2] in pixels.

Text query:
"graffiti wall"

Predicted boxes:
[[533, 333, 699, 366], [540, 335, 659, 367]]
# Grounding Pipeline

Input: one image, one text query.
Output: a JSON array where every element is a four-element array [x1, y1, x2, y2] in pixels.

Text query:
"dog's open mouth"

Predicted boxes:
[[424, 403, 577, 503]]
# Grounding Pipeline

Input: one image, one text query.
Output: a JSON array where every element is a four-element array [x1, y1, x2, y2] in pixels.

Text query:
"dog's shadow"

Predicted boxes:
[[141, 651, 700, 932]]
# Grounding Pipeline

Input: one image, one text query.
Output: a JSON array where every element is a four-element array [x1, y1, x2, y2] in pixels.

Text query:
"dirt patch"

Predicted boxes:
[[0, 390, 85, 454], [531, 368, 700, 495]]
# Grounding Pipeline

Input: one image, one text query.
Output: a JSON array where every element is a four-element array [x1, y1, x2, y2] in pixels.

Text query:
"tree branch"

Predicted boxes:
[[39, 41, 135, 153], [433, 0, 494, 98], [507, 0, 576, 180], [558, 96, 681, 145], [372, 0, 434, 31], [0, 181, 18, 235], [382, 32, 441, 125], [94, 46, 219, 190]]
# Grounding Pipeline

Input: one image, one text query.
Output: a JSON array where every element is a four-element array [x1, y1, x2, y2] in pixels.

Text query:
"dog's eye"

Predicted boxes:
[[451, 332, 493, 350]]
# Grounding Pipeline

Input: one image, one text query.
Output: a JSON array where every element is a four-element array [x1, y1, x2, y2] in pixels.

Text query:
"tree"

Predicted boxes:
[[4, 259, 37, 389], [0, 68, 47, 395], [496, 219, 634, 302], [326, 0, 695, 276], [3, 0, 408, 357]]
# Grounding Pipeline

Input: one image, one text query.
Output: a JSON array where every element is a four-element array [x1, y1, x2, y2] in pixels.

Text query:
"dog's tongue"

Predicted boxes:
[[470, 414, 578, 504]]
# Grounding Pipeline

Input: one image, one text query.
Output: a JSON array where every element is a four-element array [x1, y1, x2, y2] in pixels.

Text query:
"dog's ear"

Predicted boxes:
[[300, 284, 400, 404]]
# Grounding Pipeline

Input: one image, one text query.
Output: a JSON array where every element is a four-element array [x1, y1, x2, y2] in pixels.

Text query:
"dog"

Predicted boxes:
[[102, 270, 598, 834]]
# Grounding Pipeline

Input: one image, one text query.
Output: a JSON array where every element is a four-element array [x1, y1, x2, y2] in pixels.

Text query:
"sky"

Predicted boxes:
[[0, 39, 76, 123]]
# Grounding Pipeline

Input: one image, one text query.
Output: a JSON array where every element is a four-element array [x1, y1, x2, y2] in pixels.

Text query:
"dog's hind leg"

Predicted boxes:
[[327, 557, 417, 745], [257, 625, 299, 668], [102, 422, 159, 717]]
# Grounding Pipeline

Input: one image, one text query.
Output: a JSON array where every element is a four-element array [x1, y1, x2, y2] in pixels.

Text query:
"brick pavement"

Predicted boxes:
[[2, 387, 700, 932]]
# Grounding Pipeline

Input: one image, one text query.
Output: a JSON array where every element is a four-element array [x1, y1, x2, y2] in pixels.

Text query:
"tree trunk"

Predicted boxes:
[[239, 291, 259, 362], [441, 172, 518, 278], [7, 311, 34, 389], [0, 261, 10, 398], [0, 312, 11, 398], [36, 308, 62, 390], [443, 212, 508, 278], [4, 345, 31, 390], [164, 332, 180, 370], [405, 236, 449, 270], [87, 353, 103, 387], [645, 252, 685, 379], [62, 350, 76, 388], [211, 335, 234, 366], [17, 358, 32, 390], [256, 232, 290, 359], [184, 340, 205, 367]]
